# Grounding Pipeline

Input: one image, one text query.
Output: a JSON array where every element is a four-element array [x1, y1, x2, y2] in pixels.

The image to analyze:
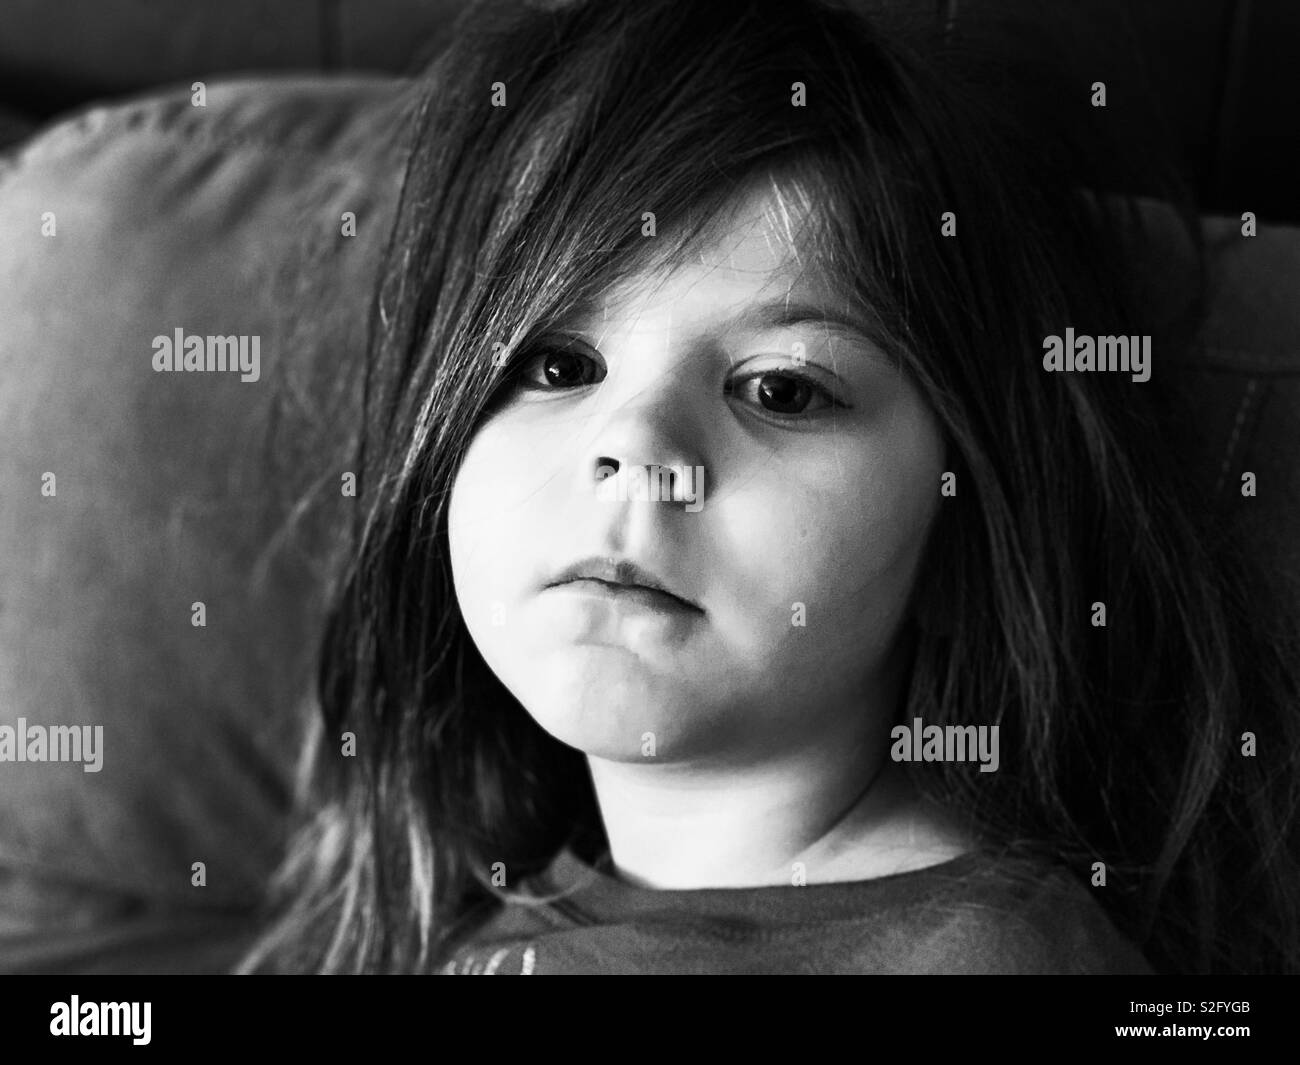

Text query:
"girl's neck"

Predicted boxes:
[[588, 754, 977, 890]]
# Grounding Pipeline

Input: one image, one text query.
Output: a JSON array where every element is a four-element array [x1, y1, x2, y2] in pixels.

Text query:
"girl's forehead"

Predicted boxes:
[[585, 180, 829, 331]]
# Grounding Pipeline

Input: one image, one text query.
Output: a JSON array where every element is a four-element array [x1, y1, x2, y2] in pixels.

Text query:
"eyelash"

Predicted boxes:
[[503, 344, 846, 419]]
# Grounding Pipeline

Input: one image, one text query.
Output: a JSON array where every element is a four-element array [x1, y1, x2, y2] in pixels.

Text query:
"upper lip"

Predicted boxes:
[[548, 556, 700, 610]]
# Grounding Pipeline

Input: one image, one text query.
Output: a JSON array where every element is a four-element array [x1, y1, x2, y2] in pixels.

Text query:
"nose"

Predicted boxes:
[[576, 386, 707, 506]]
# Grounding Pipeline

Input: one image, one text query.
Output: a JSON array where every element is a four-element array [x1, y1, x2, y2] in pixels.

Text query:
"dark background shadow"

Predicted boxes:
[[0, 0, 1297, 220]]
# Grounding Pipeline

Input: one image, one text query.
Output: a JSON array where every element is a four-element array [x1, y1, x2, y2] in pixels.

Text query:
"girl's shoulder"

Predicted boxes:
[[871, 850, 1154, 974], [810, 789, 1153, 974]]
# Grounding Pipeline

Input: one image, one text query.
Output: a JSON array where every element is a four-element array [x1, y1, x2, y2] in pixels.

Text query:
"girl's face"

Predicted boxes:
[[448, 182, 946, 767]]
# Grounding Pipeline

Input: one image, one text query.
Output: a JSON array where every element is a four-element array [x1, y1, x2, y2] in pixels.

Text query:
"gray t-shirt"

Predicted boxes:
[[439, 845, 1154, 975]]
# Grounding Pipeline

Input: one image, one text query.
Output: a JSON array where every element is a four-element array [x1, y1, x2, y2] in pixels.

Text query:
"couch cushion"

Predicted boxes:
[[1157, 212, 1300, 588], [0, 75, 415, 971]]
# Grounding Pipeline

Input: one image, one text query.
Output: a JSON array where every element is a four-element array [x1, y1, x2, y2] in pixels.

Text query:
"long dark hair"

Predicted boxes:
[[240, 0, 1300, 974]]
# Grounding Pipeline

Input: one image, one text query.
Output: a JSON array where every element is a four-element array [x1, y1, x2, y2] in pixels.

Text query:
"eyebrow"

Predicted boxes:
[[560, 296, 885, 350], [718, 299, 883, 346]]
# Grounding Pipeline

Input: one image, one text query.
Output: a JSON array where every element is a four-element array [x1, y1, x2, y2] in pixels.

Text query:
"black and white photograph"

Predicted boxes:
[[0, 0, 1296, 1043]]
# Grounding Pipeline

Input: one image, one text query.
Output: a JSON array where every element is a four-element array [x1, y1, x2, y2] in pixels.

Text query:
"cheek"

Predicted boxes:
[[724, 413, 944, 657], [447, 431, 517, 632], [448, 419, 582, 636]]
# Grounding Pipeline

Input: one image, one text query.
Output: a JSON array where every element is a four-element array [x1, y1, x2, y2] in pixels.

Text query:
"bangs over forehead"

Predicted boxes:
[[548, 166, 859, 337], [452, 0, 926, 368]]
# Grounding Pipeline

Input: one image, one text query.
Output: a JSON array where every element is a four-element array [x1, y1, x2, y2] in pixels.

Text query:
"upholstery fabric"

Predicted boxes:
[[0, 76, 415, 972]]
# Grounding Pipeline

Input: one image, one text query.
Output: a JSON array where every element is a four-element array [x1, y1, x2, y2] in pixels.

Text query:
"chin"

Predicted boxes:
[[508, 658, 706, 762]]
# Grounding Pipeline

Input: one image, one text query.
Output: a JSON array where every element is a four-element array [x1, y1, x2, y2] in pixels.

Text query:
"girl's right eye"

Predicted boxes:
[[509, 342, 605, 392]]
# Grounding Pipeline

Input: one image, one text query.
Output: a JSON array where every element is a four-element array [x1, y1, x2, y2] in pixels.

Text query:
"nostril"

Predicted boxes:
[[595, 458, 619, 481]]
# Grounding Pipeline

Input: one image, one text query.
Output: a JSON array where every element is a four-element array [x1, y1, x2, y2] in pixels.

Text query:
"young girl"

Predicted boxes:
[[241, 0, 1300, 974]]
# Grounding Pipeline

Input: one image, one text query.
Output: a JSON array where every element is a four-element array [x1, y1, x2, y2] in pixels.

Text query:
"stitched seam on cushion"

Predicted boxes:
[[1214, 378, 1260, 499], [0, 85, 416, 190], [125, 120, 411, 165], [0, 854, 263, 912], [0, 90, 412, 322]]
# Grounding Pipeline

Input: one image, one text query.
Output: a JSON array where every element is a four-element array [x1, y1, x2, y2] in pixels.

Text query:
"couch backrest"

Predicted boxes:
[[0, 77, 414, 968]]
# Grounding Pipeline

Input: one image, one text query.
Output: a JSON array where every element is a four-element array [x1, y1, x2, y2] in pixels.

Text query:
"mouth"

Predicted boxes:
[[546, 556, 702, 612], [553, 577, 699, 614]]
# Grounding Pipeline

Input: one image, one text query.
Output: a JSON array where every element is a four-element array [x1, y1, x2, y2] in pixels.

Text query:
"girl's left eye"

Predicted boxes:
[[725, 370, 842, 417], [506, 344, 843, 419]]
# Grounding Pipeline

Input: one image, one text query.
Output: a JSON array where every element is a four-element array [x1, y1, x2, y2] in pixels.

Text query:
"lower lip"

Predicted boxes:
[[548, 579, 699, 616]]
